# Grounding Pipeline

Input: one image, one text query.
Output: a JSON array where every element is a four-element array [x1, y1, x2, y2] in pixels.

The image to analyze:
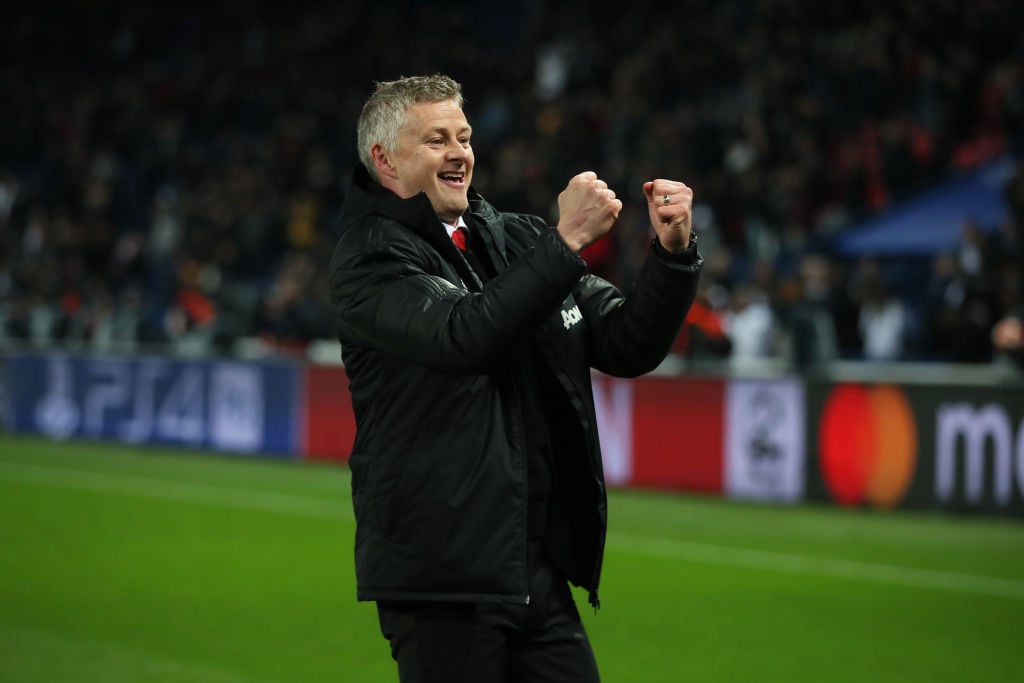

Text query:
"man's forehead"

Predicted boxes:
[[401, 101, 472, 133], [406, 100, 467, 121]]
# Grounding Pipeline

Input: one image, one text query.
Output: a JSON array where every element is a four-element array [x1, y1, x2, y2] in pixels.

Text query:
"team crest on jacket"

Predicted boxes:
[[561, 304, 582, 330]]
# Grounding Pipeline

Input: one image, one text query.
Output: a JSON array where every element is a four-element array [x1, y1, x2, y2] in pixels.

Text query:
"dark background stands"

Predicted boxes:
[[1, 0, 1022, 366]]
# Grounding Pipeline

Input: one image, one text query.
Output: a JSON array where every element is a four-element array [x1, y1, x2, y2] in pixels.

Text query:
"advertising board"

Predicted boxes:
[[6, 352, 301, 457], [807, 381, 1024, 516]]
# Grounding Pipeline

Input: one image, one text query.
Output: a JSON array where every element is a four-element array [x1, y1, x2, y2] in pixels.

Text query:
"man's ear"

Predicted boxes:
[[371, 143, 398, 181]]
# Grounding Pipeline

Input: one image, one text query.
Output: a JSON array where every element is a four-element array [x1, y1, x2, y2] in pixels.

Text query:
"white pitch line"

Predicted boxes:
[[607, 534, 1024, 600], [0, 461, 352, 521], [3, 460, 1023, 600]]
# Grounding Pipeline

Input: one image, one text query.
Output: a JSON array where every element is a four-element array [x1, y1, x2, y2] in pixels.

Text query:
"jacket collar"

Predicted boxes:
[[341, 164, 438, 233], [341, 164, 508, 264]]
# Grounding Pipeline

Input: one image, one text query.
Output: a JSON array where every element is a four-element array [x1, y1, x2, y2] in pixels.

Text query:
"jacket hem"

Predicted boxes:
[[357, 589, 530, 605]]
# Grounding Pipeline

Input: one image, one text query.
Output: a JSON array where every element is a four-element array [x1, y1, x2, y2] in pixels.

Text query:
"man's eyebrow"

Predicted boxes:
[[427, 126, 473, 136]]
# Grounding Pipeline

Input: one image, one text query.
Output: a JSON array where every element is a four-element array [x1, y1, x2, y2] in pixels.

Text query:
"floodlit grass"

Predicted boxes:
[[1, 433, 1022, 682]]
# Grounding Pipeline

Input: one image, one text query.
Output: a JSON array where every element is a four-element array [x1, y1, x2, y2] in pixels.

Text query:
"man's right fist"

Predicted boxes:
[[556, 171, 622, 254]]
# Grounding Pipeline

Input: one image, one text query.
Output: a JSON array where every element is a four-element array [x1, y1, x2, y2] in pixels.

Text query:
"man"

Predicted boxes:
[[329, 74, 702, 683]]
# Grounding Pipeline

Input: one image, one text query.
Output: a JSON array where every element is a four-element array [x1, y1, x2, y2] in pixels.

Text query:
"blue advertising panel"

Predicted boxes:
[[6, 352, 301, 458]]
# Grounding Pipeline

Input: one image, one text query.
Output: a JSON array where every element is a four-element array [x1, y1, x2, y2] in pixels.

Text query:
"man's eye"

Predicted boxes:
[[427, 138, 442, 145], [459, 139, 471, 146]]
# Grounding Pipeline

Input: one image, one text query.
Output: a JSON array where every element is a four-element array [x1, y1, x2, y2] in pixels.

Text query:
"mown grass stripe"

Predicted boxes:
[[0, 461, 350, 520], [4, 460, 1022, 600]]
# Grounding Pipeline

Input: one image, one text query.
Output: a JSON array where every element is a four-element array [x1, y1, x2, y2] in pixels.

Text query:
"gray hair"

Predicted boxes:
[[357, 74, 465, 181]]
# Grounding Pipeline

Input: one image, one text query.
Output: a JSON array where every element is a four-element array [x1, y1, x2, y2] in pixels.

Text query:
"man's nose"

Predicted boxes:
[[446, 142, 469, 161]]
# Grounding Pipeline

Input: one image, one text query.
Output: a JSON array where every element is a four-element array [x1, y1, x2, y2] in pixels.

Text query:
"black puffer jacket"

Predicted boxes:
[[329, 165, 702, 606]]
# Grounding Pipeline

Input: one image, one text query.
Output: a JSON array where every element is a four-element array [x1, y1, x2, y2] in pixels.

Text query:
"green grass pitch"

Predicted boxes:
[[1, 432, 1022, 682]]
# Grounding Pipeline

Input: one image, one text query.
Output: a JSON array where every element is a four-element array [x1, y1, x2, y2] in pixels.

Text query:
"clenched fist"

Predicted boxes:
[[643, 179, 693, 252], [556, 171, 622, 254]]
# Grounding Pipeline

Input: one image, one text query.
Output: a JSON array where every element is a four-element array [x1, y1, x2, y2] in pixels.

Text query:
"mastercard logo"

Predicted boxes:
[[818, 384, 917, 508]]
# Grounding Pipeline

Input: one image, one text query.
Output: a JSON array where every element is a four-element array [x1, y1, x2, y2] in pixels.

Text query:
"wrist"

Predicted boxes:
[[658, 229, 695, 254], [556, 226, 587, 254], [652, 229, 699, 262]]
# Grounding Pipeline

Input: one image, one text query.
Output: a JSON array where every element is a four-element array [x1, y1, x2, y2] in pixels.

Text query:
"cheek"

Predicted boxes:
[[407, 161, 435, 189]]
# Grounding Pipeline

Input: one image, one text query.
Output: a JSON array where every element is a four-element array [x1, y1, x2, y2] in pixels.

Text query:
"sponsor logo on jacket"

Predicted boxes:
[[561, 305, 582, 330]]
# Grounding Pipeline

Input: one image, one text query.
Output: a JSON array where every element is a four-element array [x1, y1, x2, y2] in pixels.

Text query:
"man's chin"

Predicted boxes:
[[433, 200, 469, 223]]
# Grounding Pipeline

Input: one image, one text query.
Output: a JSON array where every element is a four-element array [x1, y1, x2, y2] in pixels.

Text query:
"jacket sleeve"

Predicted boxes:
[[330, 224, 587, 373], [575, 238, 703, 378]]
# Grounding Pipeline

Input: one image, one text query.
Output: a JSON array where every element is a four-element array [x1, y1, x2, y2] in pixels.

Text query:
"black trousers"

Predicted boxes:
[[376, 542, 600, 683]]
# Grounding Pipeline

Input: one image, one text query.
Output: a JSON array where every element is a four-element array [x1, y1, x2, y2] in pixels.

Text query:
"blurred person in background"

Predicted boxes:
[[991, 241, 1024, 375], [723, 282, 777, 369], [927, 225, 1004, 363], [992, 304, 1024, 374], [857, 260, 908, 361], [779, 254, 839, 368], [328, 74, 702, 683], [672, 281, 732, 367]]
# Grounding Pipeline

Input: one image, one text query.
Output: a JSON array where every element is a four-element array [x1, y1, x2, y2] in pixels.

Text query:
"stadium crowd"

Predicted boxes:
[[1, 0, 1022, 369]]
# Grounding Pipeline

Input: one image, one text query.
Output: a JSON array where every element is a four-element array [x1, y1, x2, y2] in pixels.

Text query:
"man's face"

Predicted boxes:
[[384, 99, 474, 224]]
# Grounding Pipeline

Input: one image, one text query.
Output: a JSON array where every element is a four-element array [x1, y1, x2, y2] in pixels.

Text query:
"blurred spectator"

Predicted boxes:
[[958, 221, 991, 277], [923, 251, 964, 360], [779, 254, 839, 368], [927, 221, 1006, 363], [857, 262, 908, 361], [991, 305, 1024, 374], [673, 283, 732, 366], [90, 285, 159, 353], [722, 283, 777, 368], [255, 250, 332, 354]]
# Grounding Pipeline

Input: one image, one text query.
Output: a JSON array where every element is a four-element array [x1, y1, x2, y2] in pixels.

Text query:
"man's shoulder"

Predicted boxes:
[[329, 212, 427, 274], [471, 197, 548, 248], [470, 191, 545, 229]]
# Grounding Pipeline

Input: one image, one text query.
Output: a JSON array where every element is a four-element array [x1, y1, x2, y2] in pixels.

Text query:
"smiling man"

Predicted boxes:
[[329, 74, 703, 683]]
